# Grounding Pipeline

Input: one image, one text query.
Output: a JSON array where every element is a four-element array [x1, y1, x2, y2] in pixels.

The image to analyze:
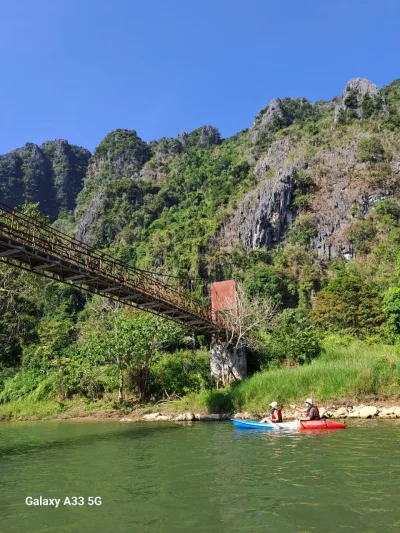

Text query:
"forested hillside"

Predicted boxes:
[[2, 77, 400, 418], [0, 140, 90, 220]]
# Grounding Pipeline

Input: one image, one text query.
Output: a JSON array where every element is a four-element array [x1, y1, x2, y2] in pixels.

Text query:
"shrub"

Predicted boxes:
[[77, 365, 117, 400], [147, 350, 212, 399], [374, 198, 400, 223], [0, 367, 18, 393], [243, 265, 288, 305], [347, 217, 377, 253], [343, 89, 358, 109], [286, 215, 318, 246], [262, 309, 321, 366], [358, 137, 385, 163], [0, 369, 48, 403], [360, 94, 382, 118]]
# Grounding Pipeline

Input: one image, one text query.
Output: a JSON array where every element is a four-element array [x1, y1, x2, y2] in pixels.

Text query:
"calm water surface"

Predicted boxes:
[[1, 419, 400, 533]]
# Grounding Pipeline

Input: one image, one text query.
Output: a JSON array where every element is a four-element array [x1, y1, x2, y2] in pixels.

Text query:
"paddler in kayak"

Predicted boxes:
[[260, 401, 283, 424], [299, 398, 320, 421]]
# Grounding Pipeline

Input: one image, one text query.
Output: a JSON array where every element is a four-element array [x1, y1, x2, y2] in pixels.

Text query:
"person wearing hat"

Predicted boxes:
[[260, 401, 283, 424], [299, 398, 320, 421]]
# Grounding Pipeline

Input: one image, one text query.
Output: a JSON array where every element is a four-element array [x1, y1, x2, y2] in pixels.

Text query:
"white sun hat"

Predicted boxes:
[[269, 401, 278, 408], [305, 398, 313, 405]]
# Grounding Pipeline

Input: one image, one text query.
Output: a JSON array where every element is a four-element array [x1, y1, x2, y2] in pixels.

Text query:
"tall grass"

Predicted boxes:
[[183, 342, 400, 413], [2, 342, 400, 420], [0, 400, 66, 421]]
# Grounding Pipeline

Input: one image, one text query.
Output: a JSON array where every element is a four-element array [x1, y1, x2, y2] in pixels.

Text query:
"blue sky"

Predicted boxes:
[[1, 0, 399, 153]]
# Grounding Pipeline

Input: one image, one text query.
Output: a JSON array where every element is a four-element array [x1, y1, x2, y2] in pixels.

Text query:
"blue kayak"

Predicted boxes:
[[232, 418, 346, 431], [231, 419, 299, 430]]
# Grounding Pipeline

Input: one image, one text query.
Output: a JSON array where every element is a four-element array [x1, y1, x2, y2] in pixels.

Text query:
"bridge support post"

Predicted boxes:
[[210, 343, 247, 386]]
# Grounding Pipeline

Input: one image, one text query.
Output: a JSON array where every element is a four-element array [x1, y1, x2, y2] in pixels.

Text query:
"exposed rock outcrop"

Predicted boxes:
[[251, 98, 288, 143], [331, 407, 348, 419], [210, 343, 247, 385], [178, 125, 221, 150], [194, 413, 223, 421], [237, 165, 297, 250], [175, 412, 196, 421], [74, 189, 106, 245], [335, 78, 383, 120], [253, 137, 294, 181], [346, 78, 379, 99], [348, 405, 379, 419], [251, 97, 313, 143], [213, 130, 396, 260], [309, 140, 394, 258], [214, 161, 300, 252], [142, 413, 162, 421]]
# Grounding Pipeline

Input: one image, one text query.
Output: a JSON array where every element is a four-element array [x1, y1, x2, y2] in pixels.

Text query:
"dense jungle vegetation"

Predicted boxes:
[[1, 77, 400, 419]]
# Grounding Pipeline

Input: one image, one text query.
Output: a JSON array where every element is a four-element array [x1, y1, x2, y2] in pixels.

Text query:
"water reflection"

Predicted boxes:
[[1, 420, 399, 533]]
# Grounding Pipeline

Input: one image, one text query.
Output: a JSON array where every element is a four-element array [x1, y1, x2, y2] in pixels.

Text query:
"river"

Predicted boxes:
[[1, 419, 399, 532]]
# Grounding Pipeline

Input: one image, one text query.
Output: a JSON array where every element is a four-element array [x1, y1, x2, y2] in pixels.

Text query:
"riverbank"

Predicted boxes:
[[1, 340, 400, 422], [2, 398, 400, 423], [118, 403, 400, 423]]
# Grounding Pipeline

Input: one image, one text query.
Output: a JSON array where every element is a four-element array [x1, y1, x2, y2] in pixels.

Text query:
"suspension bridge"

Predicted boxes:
[[0, 203, 229, 336]]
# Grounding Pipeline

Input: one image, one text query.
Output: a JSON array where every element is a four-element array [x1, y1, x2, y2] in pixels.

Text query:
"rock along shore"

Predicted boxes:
[[120, 405, 400, 423]]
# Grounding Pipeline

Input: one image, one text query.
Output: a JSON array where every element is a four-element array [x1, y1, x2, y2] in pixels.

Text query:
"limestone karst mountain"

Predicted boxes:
[[1, 77, 400, 273], [0, 139, 90, 220]]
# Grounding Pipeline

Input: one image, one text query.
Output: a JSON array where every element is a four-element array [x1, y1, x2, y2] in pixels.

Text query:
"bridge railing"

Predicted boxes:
[[0, 203, 220, 326]]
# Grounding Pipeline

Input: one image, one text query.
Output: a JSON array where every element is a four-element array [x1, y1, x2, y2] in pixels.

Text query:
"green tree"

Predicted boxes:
[[263, 309, 321, 365], [84, 311, 185, 402], [311, 269, 385, 337], [25, 318, 76, 374], [343, 89, 358, 109], [374, 198, 400, 223], [148, 350, 213, 398], [0, 265, 41, 368], [383, 287, 400, 338], [347, 217, 377, 254], [243, 265, 288, 305]]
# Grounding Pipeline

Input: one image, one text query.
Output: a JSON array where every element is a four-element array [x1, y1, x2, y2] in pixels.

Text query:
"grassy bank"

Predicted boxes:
[[179, 342, 400, 413], [0, 397, 120, 421], [1, 342, 400, 421]]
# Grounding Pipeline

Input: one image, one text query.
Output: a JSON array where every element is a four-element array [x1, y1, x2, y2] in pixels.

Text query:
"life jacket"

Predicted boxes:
[[306, 404, 320, 420], [271, 408, 283, 423]]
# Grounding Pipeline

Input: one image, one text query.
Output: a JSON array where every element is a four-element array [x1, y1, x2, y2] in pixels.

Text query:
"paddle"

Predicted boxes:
[[262, 418, 281, 430]]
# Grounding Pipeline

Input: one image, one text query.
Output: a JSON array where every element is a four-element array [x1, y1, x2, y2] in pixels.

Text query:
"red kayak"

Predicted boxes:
[[299, 419, 346, 430], [231, 419, 346, 430]]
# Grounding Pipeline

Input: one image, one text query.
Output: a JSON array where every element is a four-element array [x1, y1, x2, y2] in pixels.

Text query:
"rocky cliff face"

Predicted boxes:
[[226, 165, 298, 250], [250, 97, 314, 143], [212, 78, 400, 261], [214, 134, 303, 252], [0, 140, 90, 220], [306, 140, 395, 259], [334, 78, 383, 121]]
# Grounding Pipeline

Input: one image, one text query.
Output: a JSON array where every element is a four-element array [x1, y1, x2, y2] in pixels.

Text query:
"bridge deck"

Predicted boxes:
[[0, 204, 223, 335]]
